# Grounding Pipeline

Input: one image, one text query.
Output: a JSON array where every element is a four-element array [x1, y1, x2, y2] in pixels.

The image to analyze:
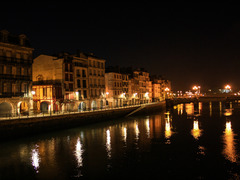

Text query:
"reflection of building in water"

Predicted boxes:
[[219, 102, 222, 117], [150, 114, 164, 140], [31, 145, 40, 173], [209, 102, 212, 117], [106, 129, 111, 159], [145, 118, 150, 138], [75, 137, 84, 167], [135, 121, 140, 141], [198, 102, 202, 115], [185, 103, 194, 116], [121, 126, 127, 143], [224, 102, 233, 116], [176, 103, 184, 115], [191, 120, 201, 140], [223, 121, 237, 163], [165, 112, 172, 139]]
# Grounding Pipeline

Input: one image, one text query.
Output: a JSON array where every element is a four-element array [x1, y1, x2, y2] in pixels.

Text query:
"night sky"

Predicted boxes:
[[1, 2, 240, 92]]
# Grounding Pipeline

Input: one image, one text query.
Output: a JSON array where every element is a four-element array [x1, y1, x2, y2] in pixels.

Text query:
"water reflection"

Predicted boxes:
[[209, 102, 212, 117], [135, 121, 140, 141], [145, 118, 150, 138], [75, 137, 84, 167], [3, 103, 240, 179], [191, 119, 202, 140], [106, 129, 111, 159], [165, 112, 172, 143], [31, 145, 40, 173], [185, 103, 194, 116], [176, 103, 184, 115], [219, 102, 222, 117], [224, 102, 233, 116], [222, 120, 237, 163], [198, 102, 202, 115], [122, 126, 127, 144]]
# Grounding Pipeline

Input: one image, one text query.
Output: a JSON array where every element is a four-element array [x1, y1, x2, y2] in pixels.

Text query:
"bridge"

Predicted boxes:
[[166, 94, 240, 107]]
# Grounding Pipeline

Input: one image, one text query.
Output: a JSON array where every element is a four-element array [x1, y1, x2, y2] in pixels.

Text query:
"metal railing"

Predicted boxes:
[[0, 101, 162, 121]]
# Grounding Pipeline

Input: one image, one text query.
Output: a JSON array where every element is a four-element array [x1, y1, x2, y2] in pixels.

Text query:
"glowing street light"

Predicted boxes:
[[225, 85, 231, 90], [165, 87, 170, 92], [192, 86, 198, 90], [192, 85, 201, 95]]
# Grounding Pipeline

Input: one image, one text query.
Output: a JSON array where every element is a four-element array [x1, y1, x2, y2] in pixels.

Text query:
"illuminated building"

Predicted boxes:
[[0, 30, 34, 116], [105, 72, 123, 107], [105, 67, 152, 105], [33, 52, 106, 112], [151, 75, 172, 101]]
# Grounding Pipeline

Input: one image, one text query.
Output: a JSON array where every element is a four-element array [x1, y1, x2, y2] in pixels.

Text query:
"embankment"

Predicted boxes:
[[0, 101, 165, 140]]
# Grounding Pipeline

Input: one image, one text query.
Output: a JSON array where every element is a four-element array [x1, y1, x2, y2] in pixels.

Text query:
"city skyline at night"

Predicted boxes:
[[1, 2, 240, 91]]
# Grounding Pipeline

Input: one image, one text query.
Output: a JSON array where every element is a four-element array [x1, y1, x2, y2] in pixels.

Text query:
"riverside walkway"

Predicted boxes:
[[0, 102, 163, 121]]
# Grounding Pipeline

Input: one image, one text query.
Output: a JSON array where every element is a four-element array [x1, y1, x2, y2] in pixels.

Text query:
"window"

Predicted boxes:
[[6, 66, 12, 74], [77, 79, 81, 88], [76, 69, 80, 77], [83, 90, 87, 98], [24, 68, 28, 76], [70, 74, 73, 81], [82, 80, 86, 88], [3, 83, 7, 93], [78, 90, 81, 100], [69, 83, 73, 91], [17, 67, 21, 75], [0, 65, 3, 74], [12, 84, 16, 93], [43, 87, 47, 96], [82, 69, 86, 77], [65, 74, 68, 81], [65, 64, 68, 71]]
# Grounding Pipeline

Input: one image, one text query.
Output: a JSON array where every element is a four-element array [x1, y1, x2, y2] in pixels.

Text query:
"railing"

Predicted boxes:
[[0, 101, 163, 120], [0, 74, 31, 81]]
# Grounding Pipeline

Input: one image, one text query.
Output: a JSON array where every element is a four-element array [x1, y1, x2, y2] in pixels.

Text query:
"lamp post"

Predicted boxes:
[[224, 85, 231, 93], [192, 85, 201, 96], [165, 87, 170, 99]]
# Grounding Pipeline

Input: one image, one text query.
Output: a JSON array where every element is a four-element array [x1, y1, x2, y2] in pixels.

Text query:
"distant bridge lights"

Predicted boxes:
[[225, 85, 231, 90], [192, 85, 201, 95]]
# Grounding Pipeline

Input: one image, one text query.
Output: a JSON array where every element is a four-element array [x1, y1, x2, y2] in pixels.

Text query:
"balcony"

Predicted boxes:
[[0, 74, 31, 81], [0, 92, 24, 98], [0, 56, 32, 66]]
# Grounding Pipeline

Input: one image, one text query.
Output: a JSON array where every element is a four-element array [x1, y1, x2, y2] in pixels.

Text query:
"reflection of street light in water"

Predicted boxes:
[[75, 138, 84, 167], [31, 145, 40, 173], [106, 129, 111, 158], [223, 121, 237, 163], [165, 112, 172, 140], [191, 120, 201, 140]]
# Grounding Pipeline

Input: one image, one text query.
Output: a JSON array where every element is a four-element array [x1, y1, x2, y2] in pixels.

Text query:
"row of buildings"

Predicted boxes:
[[0, 30, 171, 116]]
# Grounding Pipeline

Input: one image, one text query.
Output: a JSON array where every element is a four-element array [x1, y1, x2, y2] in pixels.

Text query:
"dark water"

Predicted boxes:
[[1, 101, 240, 179]]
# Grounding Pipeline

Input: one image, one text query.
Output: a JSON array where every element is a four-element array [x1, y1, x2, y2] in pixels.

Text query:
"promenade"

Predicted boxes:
[[0, 102, 161, 121], [0, 101, 166, 140]]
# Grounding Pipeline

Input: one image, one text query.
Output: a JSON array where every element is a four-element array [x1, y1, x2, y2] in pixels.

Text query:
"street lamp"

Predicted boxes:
[[225, 85, 231, 90], [192, 85, 201, 95]]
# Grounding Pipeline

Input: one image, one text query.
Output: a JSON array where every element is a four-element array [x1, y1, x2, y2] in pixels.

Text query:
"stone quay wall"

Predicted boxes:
[[0, 101, 166, 140]]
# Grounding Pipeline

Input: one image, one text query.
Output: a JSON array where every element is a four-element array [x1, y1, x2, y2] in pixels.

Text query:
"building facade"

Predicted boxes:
[[32, 52, 106, 113], [0, 30, 34, 116], [105, 72, 123, 107]]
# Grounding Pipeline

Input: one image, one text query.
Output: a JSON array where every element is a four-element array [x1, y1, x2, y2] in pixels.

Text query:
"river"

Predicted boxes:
[[1, 101, 240, 179]]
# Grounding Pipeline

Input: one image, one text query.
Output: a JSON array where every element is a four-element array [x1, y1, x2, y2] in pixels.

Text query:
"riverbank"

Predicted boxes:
[[0, 101, 166, 140]]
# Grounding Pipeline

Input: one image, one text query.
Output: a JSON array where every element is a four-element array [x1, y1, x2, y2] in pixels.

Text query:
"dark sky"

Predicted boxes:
[[1, 2, 240, 91]]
